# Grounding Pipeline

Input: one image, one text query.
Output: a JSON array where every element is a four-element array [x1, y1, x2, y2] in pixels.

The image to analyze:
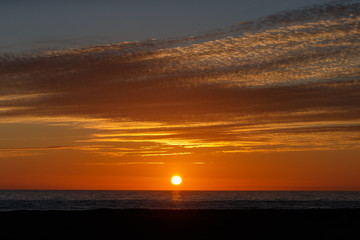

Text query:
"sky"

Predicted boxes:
[[1, 0, 360, 190], [0, 0, 330, 53]]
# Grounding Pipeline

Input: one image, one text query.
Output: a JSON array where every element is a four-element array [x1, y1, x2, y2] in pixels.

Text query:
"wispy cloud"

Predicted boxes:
[[0, 150, 40, 158], [85, 162, 165, 165], [1, 1, 360, 156]]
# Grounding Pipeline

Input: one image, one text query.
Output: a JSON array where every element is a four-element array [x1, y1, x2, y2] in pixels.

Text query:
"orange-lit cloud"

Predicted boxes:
[[1, 1, 360, 160]]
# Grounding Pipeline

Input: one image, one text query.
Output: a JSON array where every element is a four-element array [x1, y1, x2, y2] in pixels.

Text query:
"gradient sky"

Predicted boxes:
[[1, 0, 329, 53], [1, 0, 360, 190]]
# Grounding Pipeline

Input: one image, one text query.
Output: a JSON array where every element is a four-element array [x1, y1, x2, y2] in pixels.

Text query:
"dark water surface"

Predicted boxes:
[[1, 190, 360, 210]]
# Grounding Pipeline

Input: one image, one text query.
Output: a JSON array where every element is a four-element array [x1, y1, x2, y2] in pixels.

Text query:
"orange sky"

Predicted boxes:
[[1, 1, 360, 190], [1, 141, 360, 190]]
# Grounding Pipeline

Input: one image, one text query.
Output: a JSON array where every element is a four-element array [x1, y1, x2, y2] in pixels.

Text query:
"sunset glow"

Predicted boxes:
[[1, 0, 360, 191]]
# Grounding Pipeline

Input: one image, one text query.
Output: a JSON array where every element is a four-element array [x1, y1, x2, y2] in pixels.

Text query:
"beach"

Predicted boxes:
[[1, 209, 359, 239]]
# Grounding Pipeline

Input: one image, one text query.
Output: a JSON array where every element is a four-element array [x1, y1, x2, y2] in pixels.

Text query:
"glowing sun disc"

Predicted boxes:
[[171, 176, 182, 185]]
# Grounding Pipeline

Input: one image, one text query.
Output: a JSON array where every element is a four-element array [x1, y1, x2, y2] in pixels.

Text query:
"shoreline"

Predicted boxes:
[[1, 209, 360, 239]]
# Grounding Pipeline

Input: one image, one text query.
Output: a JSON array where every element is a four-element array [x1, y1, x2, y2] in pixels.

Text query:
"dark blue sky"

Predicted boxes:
[[1, 0, 330, 53]]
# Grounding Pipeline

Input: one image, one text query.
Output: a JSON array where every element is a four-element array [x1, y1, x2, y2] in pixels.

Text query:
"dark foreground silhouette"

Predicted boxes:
[[1, 209, 359, 239]]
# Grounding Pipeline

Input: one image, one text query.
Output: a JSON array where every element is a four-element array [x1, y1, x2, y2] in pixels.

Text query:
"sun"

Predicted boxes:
[[171, 176, 182, 185]]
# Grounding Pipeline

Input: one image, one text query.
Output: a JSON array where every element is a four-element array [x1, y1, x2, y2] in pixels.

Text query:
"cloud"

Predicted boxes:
[[0, 150, 39, 158], [0, 145, 84, 158], [1, 1, 360, 154], [85, 162, 165, 166]]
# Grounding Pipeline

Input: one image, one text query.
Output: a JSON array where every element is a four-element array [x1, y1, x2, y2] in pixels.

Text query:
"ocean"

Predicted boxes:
[[1, 190, 360, 211]]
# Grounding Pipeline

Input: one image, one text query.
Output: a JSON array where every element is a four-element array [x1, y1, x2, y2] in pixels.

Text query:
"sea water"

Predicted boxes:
[[1, 190, 360, 211]]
